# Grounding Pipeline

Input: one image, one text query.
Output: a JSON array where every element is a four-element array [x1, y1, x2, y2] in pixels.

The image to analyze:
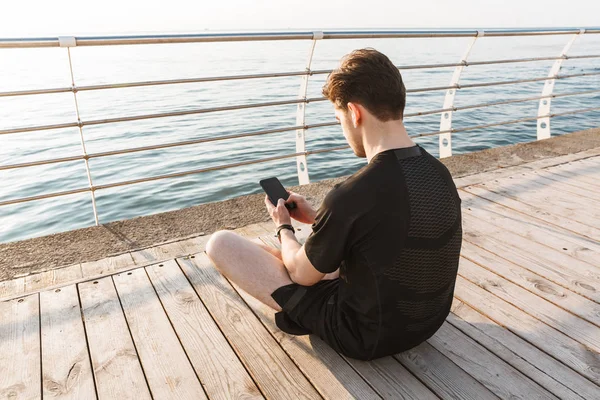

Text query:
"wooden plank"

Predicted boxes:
[[24, 264, 83, 294], [40, 285, 95, 399], [81, 252, 136, 278], [533, 168, 600, 195], [112, 268, 207, 399], [235, 277, 382, 399], [255, 235, 437, 399], [395, 342, 498, 400], [344, 357, 438, 400], [177, 254, 322, 400], [461, 192, 600, 267], [0, 294, 41, 400], [454, 275, 600, 385], [176, 235, 210, 255], [474, 178, 600, 228], [461, 185, 600, 242], [145, 260, 263, 400], [544, 158, 600, 188], [0, 276, 25, 301], [452, 148, 600, 189], [462, 215, 600, 303], [515, 170, 600, 200], [458, 258, 600, 352], [130, 240, 197, 265], [462, 241, 600, 327], [429, 322, 555, 399], [79, 277, 151, 400], [235, 223, 272, 238], [450, 299, 596, 400], [479, 173, 600, 215]]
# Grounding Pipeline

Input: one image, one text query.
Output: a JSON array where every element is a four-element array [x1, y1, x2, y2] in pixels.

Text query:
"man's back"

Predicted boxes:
[[304, 145, 462, 360]]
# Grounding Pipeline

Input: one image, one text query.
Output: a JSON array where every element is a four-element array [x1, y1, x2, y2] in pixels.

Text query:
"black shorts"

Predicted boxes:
[[270, 279, 438, 360], [271, 278, 368, 359]]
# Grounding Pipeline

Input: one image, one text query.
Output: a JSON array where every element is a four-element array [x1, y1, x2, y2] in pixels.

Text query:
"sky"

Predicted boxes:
[[1, 0, 599, 37]]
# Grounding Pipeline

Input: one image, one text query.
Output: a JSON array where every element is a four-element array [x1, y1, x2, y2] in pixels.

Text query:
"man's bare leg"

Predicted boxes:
[[249, 238, 339, 280], [206, 230, 293, 311], [206, 231, 340, 311]]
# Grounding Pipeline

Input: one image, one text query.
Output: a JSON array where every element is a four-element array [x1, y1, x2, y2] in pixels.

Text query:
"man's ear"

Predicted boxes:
[[347, 102, 361, 127]]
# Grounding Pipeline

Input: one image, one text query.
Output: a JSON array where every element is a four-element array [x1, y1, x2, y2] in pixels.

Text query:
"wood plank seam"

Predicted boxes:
[[453, 279, 600, 387], [460, 193, 600, 269], [472, 183, 600, 232], [38, 292, 43, 400], [75, 283, 100, 399], [459, 186, 600, 243], [184, 257, 324, 398], [226, 269, 383, 399], [0, 235, 210, 302], [445, 308, 587, 400], [140, 264, 212, 398], [393, 342, 499, 400], [457, 261, 600, 353], [449, 298, 600, 397], [173, 256, 310, 399], [453, 148, 600, 188], [460, 250, 600, 329], [461, 236, 600, 305], [108, 274, 154, 396], [450, 289, 600, 389], [173, 256, 267, 398], [459, 184, 600, 242]]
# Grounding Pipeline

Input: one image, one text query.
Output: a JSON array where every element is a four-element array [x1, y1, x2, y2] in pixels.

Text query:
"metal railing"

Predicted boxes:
[[1, 28, 599, 226]]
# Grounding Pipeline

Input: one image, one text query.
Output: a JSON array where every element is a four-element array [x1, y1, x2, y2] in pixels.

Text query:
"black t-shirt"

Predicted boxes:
[[304, 145, 462, 359]]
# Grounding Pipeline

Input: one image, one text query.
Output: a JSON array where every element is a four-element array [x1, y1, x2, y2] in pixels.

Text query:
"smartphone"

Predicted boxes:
[[260, 177, 297, 209]]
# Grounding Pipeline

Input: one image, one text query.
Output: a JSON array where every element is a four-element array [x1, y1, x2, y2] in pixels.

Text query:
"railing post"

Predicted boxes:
[[295, 31, 323, 185], [438, 30, 483, 158], [537, 29, 585, 140], [60, 36, 100, 225]]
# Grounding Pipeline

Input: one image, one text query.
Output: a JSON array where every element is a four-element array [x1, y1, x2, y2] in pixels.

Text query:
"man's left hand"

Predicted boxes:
[[265, 196, 292, 226]]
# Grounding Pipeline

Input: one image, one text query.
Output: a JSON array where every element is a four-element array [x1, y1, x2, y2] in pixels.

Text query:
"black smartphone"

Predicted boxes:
[[260, 177, 297, 210]]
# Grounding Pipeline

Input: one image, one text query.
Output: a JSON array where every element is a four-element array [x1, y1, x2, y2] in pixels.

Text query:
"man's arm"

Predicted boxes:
[[279, 229, 325, 286]]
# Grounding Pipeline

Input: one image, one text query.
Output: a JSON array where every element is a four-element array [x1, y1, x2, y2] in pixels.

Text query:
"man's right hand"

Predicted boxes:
[[285, 191, 317, 225]]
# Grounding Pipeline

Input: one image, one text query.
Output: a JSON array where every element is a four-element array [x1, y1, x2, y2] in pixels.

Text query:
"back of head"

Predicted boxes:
[[322, 48, 407, 122]]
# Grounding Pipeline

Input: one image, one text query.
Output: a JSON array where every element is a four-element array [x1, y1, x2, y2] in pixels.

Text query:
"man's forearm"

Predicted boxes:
[[280, 229, 302, 277]]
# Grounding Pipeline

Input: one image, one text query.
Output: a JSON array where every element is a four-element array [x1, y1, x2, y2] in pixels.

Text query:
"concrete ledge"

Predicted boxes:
[[1, 127, 598, 281]]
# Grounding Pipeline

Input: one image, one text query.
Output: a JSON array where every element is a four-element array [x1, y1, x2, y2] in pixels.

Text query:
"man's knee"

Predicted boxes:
[[206, 230, 237, 259]]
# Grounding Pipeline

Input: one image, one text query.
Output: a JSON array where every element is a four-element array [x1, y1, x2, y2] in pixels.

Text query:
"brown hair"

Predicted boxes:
[[322, 48, 406, 121]]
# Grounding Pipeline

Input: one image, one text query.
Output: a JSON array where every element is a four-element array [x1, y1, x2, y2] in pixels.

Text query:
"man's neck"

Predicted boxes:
[[363, 121, 415, 163]]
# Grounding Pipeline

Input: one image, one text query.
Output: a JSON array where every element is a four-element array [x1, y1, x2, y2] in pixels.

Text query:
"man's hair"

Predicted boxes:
[[322, 48, 406, 122]]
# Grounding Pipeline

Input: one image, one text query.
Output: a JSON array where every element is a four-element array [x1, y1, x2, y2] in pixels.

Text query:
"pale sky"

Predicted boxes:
[[1, 0, 599, 37]]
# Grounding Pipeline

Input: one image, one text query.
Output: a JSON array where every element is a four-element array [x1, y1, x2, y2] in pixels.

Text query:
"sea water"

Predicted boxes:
[[0, 33, 598, 243]]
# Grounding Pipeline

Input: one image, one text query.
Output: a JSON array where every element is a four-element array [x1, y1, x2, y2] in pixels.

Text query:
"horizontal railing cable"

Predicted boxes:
[[2, 105, 597, 207], [0, 187, 90, 207], [3, 52, 600, 100], [3, 28, 600, 48], [3, 87, 599, 172]]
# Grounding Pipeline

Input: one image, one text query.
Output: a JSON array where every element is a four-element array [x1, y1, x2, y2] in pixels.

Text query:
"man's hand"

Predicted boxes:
[[285, 191, 317, 224], [265, 196, 292, 226]]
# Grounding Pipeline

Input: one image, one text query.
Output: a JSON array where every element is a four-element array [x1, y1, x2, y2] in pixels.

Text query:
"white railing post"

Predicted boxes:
[[537, 29, 585, 140], [60, 36, 100, 225], [438, 30, 483, 158], [295, 31, 323, 185]]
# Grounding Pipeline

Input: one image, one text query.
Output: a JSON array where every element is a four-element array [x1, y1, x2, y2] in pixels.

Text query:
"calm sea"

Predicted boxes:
[[1, 33, 599, 243]]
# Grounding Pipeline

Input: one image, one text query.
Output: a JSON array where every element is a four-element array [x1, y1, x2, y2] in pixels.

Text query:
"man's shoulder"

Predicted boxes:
[[323, 166, 382, 215]]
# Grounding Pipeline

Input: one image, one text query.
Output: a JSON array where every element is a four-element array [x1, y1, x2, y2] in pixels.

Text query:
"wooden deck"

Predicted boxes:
[[1, 149, 599, 399]]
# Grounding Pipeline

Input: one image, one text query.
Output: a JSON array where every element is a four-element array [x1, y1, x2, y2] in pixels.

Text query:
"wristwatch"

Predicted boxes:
[[275, 224, 295, 241]]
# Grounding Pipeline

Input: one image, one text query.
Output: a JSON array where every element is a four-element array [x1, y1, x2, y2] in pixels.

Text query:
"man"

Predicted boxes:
[[206, 48, 462, 361]]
